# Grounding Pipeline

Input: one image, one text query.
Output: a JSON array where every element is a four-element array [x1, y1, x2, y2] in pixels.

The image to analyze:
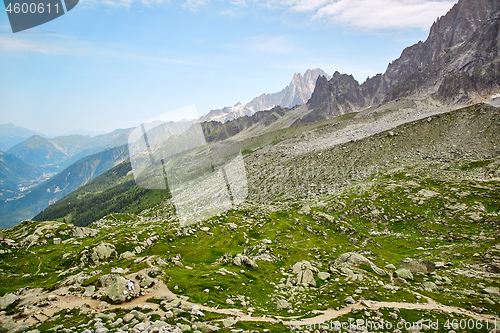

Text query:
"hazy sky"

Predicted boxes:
[[0, 0, 457, 136]]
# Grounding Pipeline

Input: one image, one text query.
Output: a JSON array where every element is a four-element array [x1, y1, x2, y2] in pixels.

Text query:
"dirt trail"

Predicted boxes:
[[47, 261, 499, 328]]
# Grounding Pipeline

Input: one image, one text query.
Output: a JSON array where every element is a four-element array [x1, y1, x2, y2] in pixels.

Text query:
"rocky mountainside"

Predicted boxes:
[[202, 68, 330, 123], [303, 0, 500, 122], [1, 103, 499, 332]]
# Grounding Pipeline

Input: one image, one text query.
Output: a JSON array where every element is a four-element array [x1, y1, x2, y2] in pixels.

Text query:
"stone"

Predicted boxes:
[[107, 277, 130, 303], [119, 251, 135, 260], [345, 296, 356, 304], [123, 313, 134, 323], [139, 277, 154, 288], [71, 227, 98, 238], [91, 243, 116, 264], [276, 298, 291, 311], [385, 264, 397, 271], [335, 252, 387, 276], [292, 261, 318, 287], [83, 285, 95, 297], [395, 268, 413, 280], [222, 317, 238, 328], [399, 259, 435, 274], [483, 287, 500, 296], [156, 258, 167, 266], [422, 281, 438, 291], [190, 304, 204, 316], [53, 238, 61, 245], [232, 256, 242, 266], [0, 293, 19, 310], [99, 274, 118, 287], [317, 272, 330, 280]]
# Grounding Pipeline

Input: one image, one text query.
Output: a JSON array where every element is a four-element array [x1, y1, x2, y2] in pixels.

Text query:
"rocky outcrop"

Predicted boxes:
[[399, 259, 436, 274], [333, 252, 387, 276], [0, 293, 19, 310], [91, 243, 116, 264]]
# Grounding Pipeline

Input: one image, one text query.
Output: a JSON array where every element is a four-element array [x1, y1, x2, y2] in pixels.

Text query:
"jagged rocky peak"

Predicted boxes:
[[304, 0, 500, 122], [202, 68, 330, 123]]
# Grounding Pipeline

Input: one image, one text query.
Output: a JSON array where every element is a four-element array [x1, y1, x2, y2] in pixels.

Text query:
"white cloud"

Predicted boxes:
[[0, 36, 65, 54], [309, 0, 457, 30], [230, 35, 295, 54], [0, 35, 201, 65], [183, 0, 210, 11]]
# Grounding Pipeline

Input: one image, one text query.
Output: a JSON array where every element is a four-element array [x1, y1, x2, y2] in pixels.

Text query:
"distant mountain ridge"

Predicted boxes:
[[0, 144, 129, 228], [303, 0, 500, 122], [0, 123, 45, 151], [7, 128, 132, 173], [201, 68, 330, 123]]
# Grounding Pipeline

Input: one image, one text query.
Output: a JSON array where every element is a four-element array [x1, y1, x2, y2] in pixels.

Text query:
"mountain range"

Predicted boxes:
[[201, 68, 330, 123], [302, 0, 500, 123], [0, 123, 44, 152]]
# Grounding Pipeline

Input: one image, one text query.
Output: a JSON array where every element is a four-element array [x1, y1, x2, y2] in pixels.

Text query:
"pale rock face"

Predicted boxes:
[[291, 260, 319, 287], [334, 252, 387, 276], [0, 293, 19, 310]]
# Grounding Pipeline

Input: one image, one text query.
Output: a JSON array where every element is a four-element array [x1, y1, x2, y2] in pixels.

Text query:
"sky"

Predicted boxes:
[[0, 0, 457, 136]]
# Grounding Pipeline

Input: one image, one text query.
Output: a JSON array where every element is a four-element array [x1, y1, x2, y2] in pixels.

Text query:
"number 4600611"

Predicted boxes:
[[6, 2, 59, 14]]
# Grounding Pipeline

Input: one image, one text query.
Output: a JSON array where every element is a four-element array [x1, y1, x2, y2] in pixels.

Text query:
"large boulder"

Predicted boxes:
[[334, 252, 387, 276], [276, 298, 291, 311], [292, 261, 318, 287], [0, 293, 19, 310], [399, 260, 435, 274], [91, 243, 116, 264], [108, 277, 137, 303], [395, 268, 414, 280], [71, 227, 98, 238], [232, 254, 258, 268]]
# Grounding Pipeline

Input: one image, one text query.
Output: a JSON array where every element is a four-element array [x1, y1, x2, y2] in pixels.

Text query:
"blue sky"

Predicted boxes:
[[0, 0, 457, 136]]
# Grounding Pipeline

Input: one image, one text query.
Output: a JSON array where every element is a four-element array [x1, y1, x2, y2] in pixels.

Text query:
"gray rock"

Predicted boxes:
[[292, 261, 318, 287], [399, 259, 435, 274], [91, 243, 116, 264], [345, 296, 356, 304], [276, 298, 291, 311], [0, 293, 19, 310], [385, 264, 397, 271], [483, 286, 500, 296], [317, 272, 330, 280], [107, 276, 129, 303], [395, 268, 413, 280], [139, 277, 154, 288], [119, 251, 135, 260], [71, 227, 98, 238], [335, 252, 387, 276], [83, 285, 95, 297], [422, 281, 438, 291], [99, 274, 118, 287], [222, 317, 238, 328]]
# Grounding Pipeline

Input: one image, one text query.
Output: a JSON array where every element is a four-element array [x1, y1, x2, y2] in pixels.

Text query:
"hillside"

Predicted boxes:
[[33, 161, 171, 227], [0, 145, 130, 228], [0, 123, 44, 152], [0, 150, 43, 200], [0, 103, 499, 332]]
